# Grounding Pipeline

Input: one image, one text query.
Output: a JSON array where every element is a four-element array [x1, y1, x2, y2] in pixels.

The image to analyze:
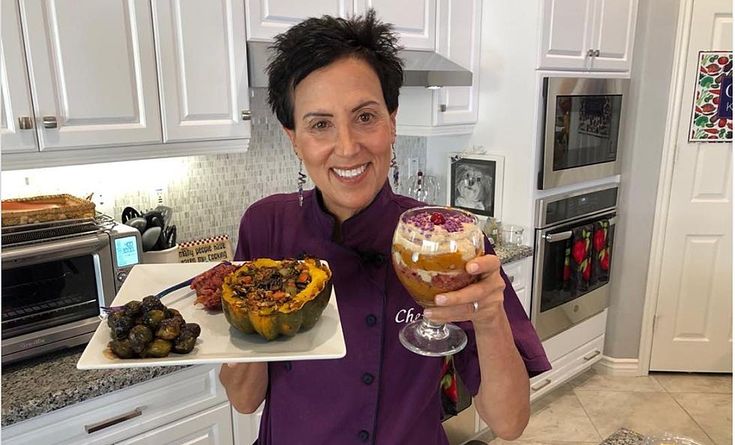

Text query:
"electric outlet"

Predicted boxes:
[[154, 187, 164, 204], [407, 158, 419, 178]]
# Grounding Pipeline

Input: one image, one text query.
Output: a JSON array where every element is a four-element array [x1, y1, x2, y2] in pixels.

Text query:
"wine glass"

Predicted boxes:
[[392, 206, 485, 356]]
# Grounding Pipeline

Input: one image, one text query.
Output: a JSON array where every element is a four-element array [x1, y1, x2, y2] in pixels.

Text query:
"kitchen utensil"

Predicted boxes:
[[142, 226, 162, 251], [164, 225, 177, 249], [154, 205, 173, 227], [143, 210, 165, 229], [124, 216, 147, 234], [121, 206, 140, 223]]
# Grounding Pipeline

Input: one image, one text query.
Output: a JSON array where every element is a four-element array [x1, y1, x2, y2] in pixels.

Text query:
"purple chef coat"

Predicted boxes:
[[235, 182, 550, 445]]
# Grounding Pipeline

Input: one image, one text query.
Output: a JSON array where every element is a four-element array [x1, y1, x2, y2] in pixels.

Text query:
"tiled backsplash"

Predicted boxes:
[[1, 90, 426, 248]]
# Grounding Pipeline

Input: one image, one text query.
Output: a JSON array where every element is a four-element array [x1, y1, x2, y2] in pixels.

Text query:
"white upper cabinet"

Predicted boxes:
[[539, 0, 638, 72], [19, 0, 162, 150], [589, 0, 638, 71], [153, 0, 251, 142], [433, 0, 481, 126], [355, 0, 436, 50], [245, 0, 354, 41], [1, 0, 37, 153]]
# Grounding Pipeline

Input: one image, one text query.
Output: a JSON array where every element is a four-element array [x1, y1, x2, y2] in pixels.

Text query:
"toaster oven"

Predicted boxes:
[[1, 218, 142, 364]]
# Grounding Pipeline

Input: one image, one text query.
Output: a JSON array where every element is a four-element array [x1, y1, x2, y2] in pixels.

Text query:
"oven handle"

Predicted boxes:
[[543, 231, 573, 243], [2, 236, 107, 264]]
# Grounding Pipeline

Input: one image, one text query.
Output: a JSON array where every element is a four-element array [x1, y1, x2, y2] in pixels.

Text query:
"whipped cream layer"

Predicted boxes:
[[393, 208, 483, 261]]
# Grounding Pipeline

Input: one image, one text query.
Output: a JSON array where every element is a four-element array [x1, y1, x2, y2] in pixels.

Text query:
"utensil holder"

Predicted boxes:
[[141, 244, 180, 264]]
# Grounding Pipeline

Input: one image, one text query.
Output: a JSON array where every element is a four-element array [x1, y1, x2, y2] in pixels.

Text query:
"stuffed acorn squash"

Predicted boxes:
[[221, 258, 332, 340]]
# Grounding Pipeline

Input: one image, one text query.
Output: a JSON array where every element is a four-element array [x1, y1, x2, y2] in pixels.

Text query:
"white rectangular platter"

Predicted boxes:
[[77, 262, 345, 369]]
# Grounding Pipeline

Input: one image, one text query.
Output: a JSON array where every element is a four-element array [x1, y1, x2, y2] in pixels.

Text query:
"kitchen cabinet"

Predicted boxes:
[[538, 0, 638, 72], [0, 0, 37, 153], [395, 0, 481, 136], [1, 366, 228, 445], [246, 0, 434, 50], [503, 256, 532, 317], [152, 0, 251, 142], [18, 0, 162, 150], [117, 402, 233, 445], [2, 0, 250, 170]]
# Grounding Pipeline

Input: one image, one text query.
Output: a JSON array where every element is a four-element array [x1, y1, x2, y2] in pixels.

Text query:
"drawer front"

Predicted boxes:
[[118, 402, 233, 445], [3, 365, 228, 445], [530, 334, 604, 401]]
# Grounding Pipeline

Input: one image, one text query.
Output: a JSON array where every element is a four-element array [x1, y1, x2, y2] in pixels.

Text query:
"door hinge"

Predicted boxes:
[[652, 314, 660, 332]]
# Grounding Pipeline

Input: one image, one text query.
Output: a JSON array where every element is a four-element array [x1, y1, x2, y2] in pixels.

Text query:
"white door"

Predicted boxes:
[[153, 0, 251, 142], [356, 0, 436, 50], [433, 0, 481, 126], [19, 0, 161, 150], [1, 0, 37, 153], [589, 0, 638, 72], [245, 0, 354, 41], [538, 0, 595, 70], [649, 0, 732, 372], [118, 403, 234, 445]]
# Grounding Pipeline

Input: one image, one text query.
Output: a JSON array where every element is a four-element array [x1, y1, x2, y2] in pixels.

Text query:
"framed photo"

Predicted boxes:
[[447, 153, 504, 220]]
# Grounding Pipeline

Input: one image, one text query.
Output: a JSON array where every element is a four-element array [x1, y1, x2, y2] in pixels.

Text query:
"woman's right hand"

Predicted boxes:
[[219, 362, 268, 414]]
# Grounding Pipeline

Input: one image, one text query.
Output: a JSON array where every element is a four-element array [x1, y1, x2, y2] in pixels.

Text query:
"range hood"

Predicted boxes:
[[246, 41, 472, 88]]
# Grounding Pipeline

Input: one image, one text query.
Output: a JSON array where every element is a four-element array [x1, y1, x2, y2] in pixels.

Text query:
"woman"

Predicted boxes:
[[220, 11, 550, 444]]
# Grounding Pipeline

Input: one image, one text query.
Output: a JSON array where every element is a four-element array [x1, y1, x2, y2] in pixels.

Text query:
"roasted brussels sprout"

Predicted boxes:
[[109, 339, 135, 359], [141, 339, 172, 358], [173, 331, 197, 354], [155, 318, 181, 340], [123, 300, 143, 319], [143, 309, 166, 330], [128, 325, 153, 353], [166, 308, 182, 319], [182, 323, 201, 338], [141, 295, 165, 313], [108, 313, 134, 340]]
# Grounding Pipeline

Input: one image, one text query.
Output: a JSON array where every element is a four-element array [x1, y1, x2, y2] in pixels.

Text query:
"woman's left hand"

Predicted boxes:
[[422, 254, 506, 329]]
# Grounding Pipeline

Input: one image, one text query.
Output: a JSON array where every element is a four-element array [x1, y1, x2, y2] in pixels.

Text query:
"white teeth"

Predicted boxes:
[[333, 164, 367, 178]]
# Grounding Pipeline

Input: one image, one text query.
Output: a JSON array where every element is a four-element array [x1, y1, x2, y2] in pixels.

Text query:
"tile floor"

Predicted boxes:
[[479, 370, 732, 445]]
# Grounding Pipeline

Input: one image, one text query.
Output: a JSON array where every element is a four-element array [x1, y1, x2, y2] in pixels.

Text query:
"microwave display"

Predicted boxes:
[[115, 235, 140, 268], [2, 255, 101, 339], [553, 94, 623, 171]]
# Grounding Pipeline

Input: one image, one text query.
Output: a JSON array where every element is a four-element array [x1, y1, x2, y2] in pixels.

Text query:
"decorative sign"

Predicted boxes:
[[689, 51, 732, 142], [178, 235, 233, 263]]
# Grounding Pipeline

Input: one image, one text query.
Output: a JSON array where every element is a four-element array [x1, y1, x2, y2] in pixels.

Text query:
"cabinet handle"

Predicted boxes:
[[583, 350, 601, 361], [543, 231, 572, 243], [42, 116, 57, 129], [587, 49, 594, 57], [594, 49, 600, 57], [508, 275, 515, 283], [439, 104, 447, 112], [241, 110, 252, 121], [531, 378, 552, 392], [84, 407, 143, 434], [17, 116, 33, 130]]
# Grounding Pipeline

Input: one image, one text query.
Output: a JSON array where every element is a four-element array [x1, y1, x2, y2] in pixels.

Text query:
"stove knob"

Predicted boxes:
[[117, 271, 128, 283]]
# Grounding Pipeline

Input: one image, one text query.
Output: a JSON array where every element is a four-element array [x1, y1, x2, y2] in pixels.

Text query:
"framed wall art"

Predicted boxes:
[[447, 153, 504, 220]]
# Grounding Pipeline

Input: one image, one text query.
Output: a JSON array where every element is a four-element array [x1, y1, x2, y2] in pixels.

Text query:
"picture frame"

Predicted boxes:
[[447, 153, 504, 220]]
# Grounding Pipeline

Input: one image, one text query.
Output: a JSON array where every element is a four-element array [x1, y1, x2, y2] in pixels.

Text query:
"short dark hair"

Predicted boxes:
[[267, 9, 404, 130]]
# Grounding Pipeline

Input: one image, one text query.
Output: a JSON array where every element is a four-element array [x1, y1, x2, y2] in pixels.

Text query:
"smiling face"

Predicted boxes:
[[284, 57, 396, 223]]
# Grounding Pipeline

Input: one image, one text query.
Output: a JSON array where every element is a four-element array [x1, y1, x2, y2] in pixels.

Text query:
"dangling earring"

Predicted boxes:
[[390, 144, 399, 189], [297, 159, 306, 207]]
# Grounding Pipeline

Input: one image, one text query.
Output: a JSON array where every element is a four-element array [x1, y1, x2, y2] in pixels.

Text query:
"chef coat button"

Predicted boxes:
[[358, 430, 370, 442], [362, 372, 374, 385], [284, 361, 292, 371], [366, 314, 377, 326]]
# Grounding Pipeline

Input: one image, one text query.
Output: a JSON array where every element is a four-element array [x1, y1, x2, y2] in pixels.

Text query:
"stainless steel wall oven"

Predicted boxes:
[[532, 185, 618, 340], [539, 77, 628, 190]]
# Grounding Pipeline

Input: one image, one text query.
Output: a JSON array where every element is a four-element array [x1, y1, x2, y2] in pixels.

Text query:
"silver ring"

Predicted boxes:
[[472, 301, 479, 313]]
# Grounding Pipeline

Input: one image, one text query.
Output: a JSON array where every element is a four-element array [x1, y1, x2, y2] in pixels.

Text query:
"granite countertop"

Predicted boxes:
[[1, 345, 186, 428], [2, 245, 533, 429], [494, 243, 533, 264], [600, 428, 645, 445]]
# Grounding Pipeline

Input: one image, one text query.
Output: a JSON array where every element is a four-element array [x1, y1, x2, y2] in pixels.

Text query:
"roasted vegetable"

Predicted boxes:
[[143, 309, 166, 330], [109, 339, 135, 358], [173, 331, 197, 354], [142, 339, 172, 358], [141, 295, 165, 313], [128, 325, 153, 354], [123, 300, 143, 319], [156, 318, 181, 340], [183, 323, 201, 337], [108, 312, 134, 340], [221, 258, 332, 341]]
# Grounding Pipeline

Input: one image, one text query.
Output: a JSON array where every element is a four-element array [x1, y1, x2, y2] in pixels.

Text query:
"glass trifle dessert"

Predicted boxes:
[[392, 206, 485, 356]]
